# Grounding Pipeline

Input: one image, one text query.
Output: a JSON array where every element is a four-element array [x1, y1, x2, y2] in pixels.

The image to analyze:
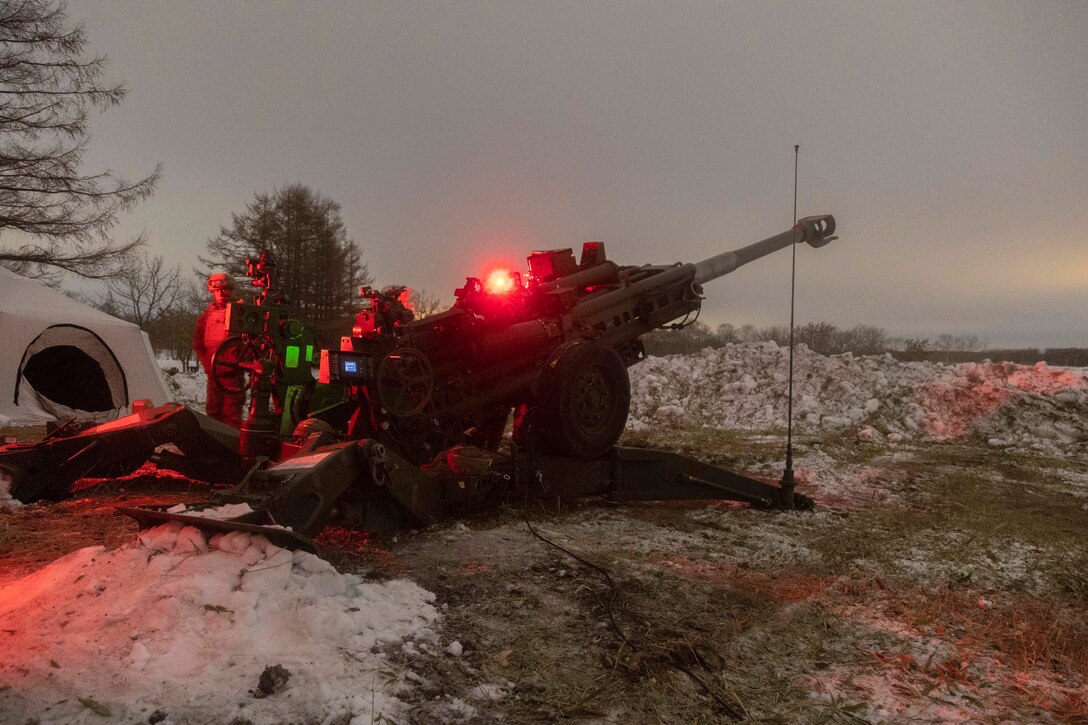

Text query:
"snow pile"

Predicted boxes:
[[0, 466, 24, 510], [629, 343, 1088, 453], [158, 358, 207, 409], [0, 522, 439, 724]]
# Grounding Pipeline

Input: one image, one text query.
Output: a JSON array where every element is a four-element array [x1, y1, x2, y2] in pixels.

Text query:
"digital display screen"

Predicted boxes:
[[329, 351, 371, 382]]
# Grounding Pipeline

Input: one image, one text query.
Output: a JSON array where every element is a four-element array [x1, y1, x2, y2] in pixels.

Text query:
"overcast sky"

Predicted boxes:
[[71, 0, 1086, 348]]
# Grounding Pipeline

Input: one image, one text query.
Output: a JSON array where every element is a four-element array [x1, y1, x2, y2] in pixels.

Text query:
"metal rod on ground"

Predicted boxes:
[[780, 144, 799, 505]]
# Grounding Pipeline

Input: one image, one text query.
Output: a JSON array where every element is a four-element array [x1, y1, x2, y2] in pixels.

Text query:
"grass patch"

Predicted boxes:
[[0, 425, 46, 444]]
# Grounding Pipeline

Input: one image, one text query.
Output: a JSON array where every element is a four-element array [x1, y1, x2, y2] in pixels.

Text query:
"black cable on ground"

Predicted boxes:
[[512, 443, 744, 720], [512, 442, 629, 644]]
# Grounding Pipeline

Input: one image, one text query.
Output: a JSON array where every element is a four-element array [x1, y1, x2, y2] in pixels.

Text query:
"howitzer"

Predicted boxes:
[[2, 215, 836, 548], [321, 214, 837, 461]]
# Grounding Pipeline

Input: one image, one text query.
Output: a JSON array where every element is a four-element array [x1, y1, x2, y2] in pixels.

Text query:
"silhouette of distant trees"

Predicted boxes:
[[407, 289, 448, 319], [84, 250, 202, 369], [98, 252, 182, 330], [643, 321, 1086, 366], [644, 321, 893, 356]]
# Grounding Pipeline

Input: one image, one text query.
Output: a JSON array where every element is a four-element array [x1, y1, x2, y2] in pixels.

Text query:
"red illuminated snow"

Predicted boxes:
[[0, 522, 441, 724]]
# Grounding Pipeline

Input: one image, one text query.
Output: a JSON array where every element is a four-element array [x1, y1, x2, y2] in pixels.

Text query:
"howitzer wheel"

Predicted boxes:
[[534, 342, 630, 459]]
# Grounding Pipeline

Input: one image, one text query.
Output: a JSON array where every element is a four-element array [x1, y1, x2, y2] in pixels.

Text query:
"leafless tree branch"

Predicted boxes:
[[0, 0, 158, 279]]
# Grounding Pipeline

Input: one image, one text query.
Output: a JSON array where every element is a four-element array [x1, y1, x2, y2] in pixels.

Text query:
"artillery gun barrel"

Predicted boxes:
[[572, 215, 835, 322], [537, 261, 620, 293], [574, 263, 694, 319], [692, 214, 836, 285]]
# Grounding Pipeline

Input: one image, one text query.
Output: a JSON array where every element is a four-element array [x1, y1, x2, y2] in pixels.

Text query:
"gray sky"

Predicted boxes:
[[73, 0, 1087, 348]]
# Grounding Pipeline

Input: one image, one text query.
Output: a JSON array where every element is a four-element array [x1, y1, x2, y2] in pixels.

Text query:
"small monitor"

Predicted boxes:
[[324, 350, 374, 382]]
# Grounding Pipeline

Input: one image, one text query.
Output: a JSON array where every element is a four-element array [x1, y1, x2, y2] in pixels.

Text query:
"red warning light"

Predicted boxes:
[[485, 269, 516, 295]]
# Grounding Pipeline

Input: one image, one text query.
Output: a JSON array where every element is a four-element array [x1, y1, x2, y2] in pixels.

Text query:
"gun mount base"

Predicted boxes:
[[0, 404, 244, 503], [116, 442, 812, 553]]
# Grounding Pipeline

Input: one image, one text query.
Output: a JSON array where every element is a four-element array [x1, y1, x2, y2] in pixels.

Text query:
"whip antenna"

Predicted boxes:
[[780, 144, 800, 506]]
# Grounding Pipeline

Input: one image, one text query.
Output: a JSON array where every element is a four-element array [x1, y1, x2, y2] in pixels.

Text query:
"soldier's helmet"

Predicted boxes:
[[207, 273, 236, 293]]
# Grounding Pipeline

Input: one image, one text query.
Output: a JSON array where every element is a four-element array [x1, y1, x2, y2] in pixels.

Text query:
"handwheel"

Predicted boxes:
[[210, 337, 283, 393], [376, 348, 434, 417], [210, 337, 256, 394]]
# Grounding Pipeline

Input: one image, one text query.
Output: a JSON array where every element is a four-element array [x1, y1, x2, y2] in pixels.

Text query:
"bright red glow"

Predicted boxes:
[[485, 268, 515, 294]]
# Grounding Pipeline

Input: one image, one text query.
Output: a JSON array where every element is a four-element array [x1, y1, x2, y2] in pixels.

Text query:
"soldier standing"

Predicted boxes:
[[193, 273, 244, 426]]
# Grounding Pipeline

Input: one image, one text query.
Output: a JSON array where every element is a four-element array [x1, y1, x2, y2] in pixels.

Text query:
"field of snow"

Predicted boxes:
[[1, 344, 1085, 723]]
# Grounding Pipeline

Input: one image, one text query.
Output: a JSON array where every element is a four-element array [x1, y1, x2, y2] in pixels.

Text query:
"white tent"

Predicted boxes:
[[0, 267, 172, 426]]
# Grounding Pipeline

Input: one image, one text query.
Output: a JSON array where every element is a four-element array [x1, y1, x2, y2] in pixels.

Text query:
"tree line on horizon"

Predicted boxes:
[[642, 321, 1088, 367]]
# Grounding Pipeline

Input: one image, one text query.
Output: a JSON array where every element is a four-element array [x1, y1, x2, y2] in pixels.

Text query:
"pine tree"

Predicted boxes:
[[201, 184, 372, 340]]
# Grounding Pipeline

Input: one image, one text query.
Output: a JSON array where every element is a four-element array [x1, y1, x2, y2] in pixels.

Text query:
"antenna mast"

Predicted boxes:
[[780, 144, 800, 506]]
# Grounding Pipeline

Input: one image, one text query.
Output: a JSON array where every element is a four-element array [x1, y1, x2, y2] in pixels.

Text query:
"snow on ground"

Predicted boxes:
[[0, 522, 440, 724], [629, 342, 1088, 455], [0, 467, 23, 511], [165, 501, 256, 520], [158, 359, 206, 411]]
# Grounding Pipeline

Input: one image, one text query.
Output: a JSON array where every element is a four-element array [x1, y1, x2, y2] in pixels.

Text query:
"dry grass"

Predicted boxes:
[[619, 429, 1088, 722], [827, 582, 1088, 722], [898, 586, 1088, 686], [314, 527, 411, 577], [0, 425, 47, 444], [0, 490, 205, 584]]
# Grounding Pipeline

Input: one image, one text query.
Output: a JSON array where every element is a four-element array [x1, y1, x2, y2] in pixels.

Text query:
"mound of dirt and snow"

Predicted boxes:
[[628, 342, 1088, 454], [0, 522, 440, 724]]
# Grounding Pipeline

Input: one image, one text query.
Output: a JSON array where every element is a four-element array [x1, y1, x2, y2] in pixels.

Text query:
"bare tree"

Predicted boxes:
[[796, 321, 838, 354], [407, 288, 447, 319], [715, 323, 738, 344], [753, 325, 789, 345], [932, 334, 958, 353], [150, 280, 203, 370], [102, 251, 182, 329], [0, 0, 158, 282], [901, 337, 930, 361], [846, 324, 890, 355]]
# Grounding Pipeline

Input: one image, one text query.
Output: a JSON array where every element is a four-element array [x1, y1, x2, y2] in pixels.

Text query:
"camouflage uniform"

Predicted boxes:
[[193, 273, 244, 427]]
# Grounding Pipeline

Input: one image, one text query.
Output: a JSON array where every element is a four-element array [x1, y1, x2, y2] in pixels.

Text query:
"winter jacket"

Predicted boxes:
[[193, 302, 232, 372]]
